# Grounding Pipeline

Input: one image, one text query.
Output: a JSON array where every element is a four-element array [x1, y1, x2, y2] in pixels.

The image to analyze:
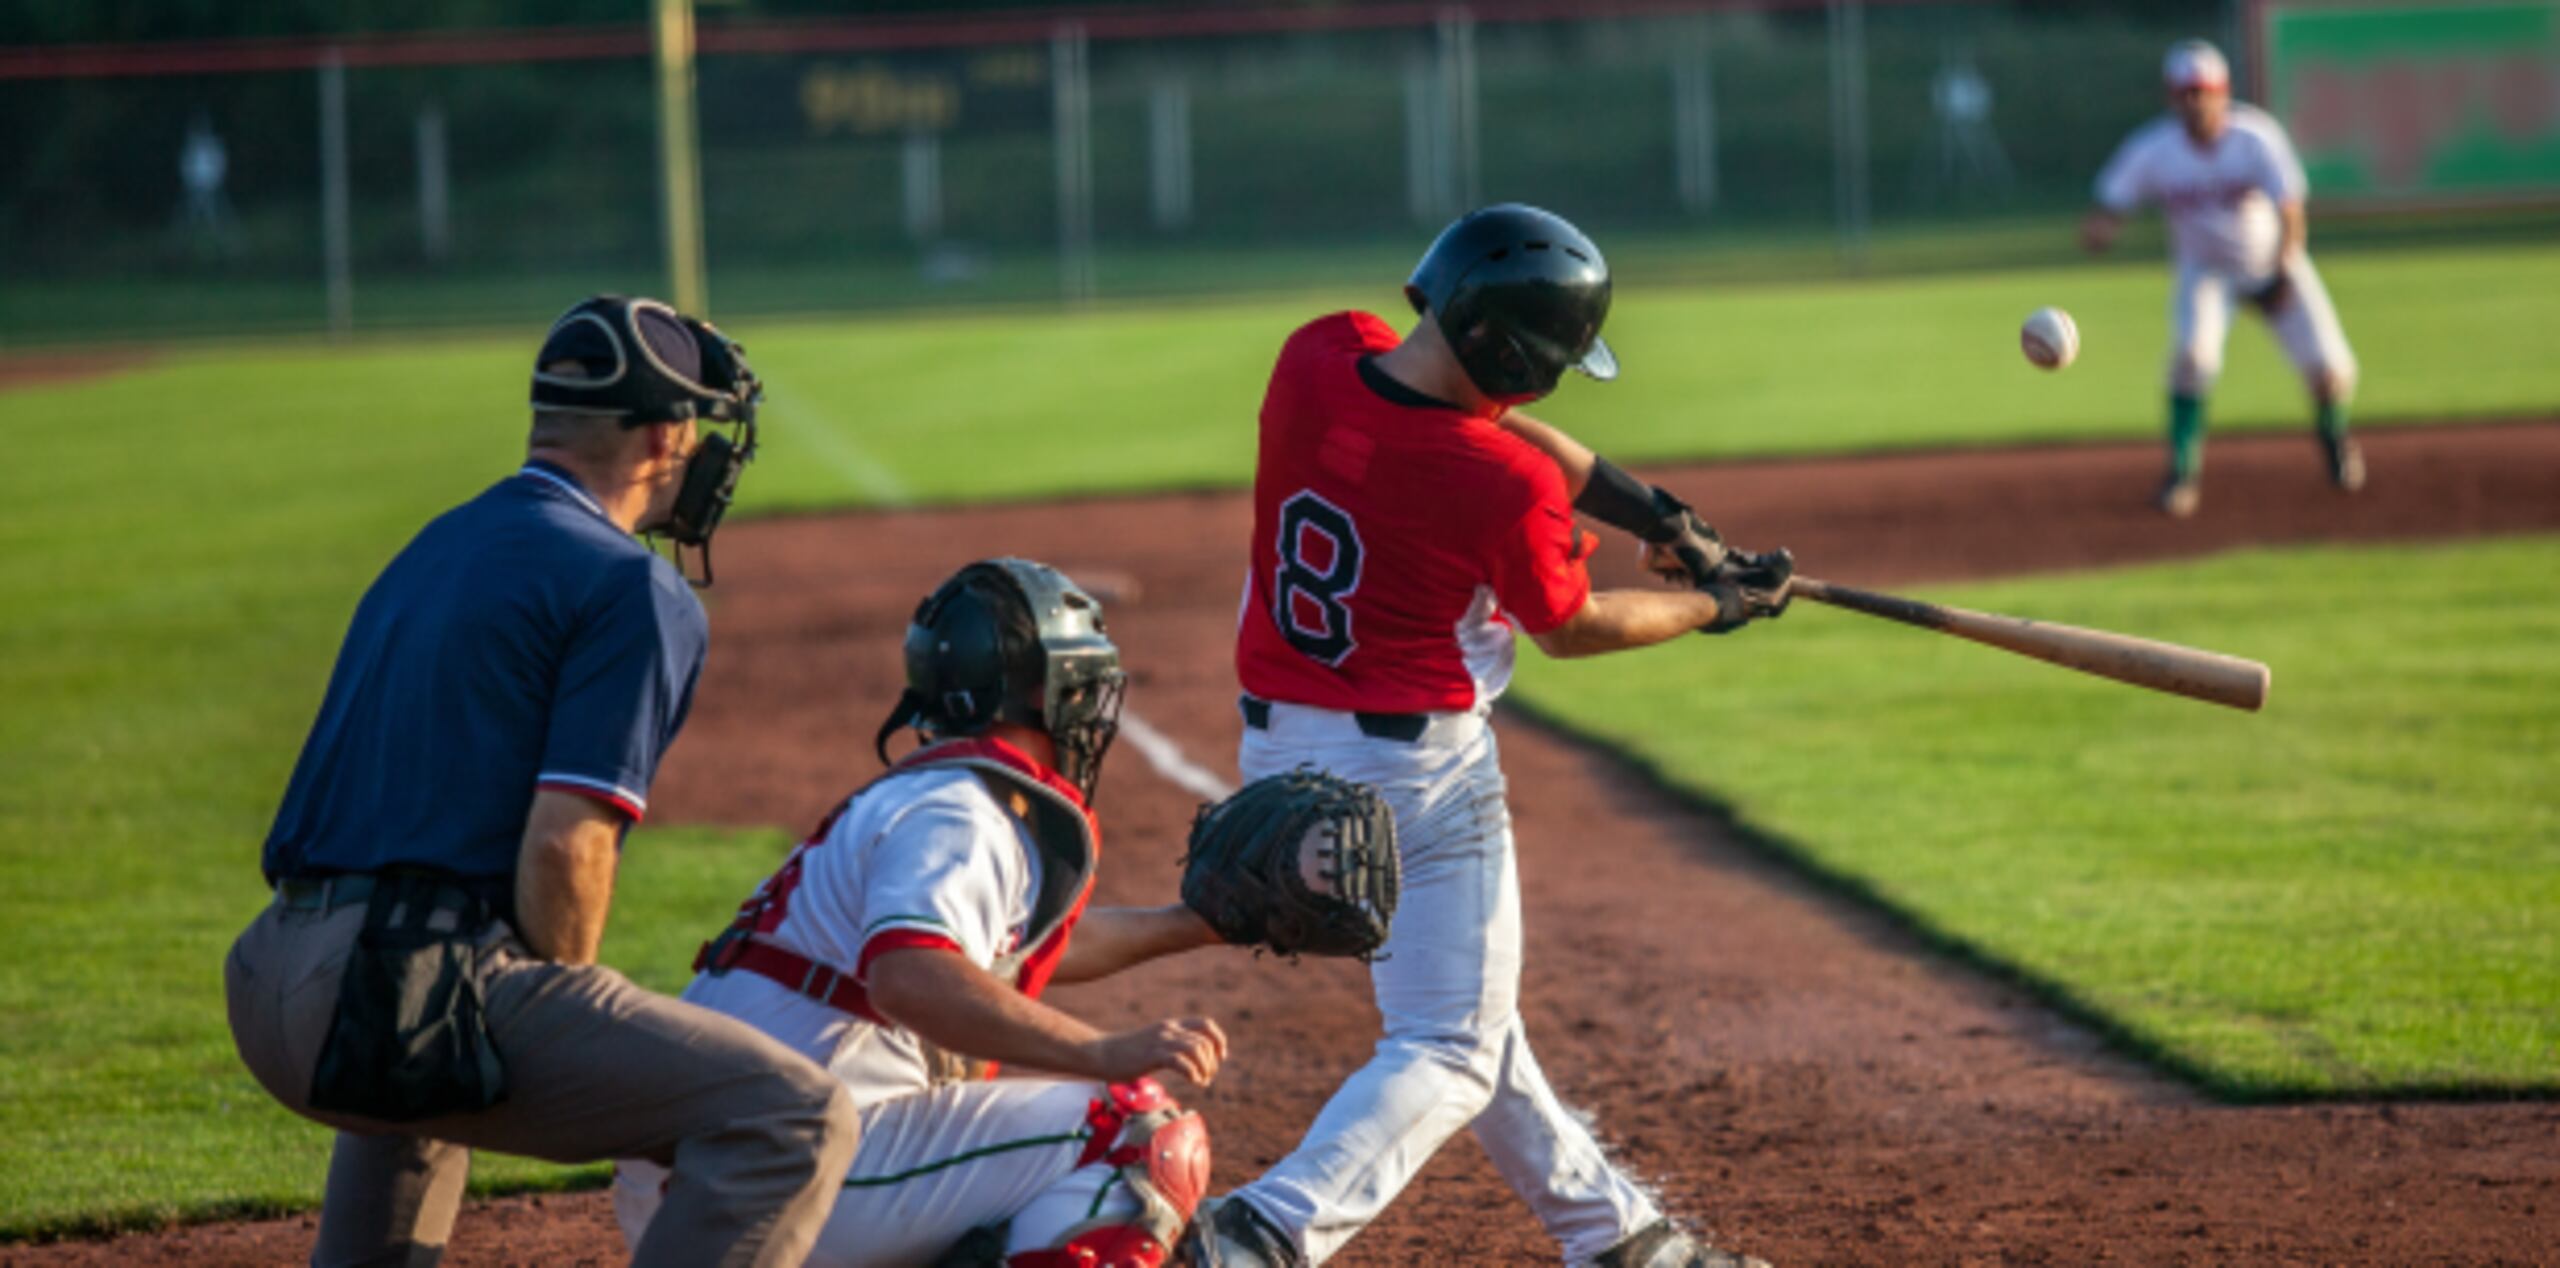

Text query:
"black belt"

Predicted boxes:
[[1239, 695, 1429, 743], [275, 871, 509, 918], [276, 874, 377, 912]]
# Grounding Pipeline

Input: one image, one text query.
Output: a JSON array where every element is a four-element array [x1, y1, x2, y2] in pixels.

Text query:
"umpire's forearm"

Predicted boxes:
[[1049, 904, 1221, 986], [513, 792, 622, 964]]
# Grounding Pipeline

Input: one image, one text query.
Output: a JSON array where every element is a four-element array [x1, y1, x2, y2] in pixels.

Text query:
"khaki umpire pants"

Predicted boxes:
[[226, 896, 862, 1267]]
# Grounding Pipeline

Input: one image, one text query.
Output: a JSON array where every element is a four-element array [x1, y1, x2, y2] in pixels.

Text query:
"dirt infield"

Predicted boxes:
[[0, 350, 150, 395], [31, 420, 2559, 1265]]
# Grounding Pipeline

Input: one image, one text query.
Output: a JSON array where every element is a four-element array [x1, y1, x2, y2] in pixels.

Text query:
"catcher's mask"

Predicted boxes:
[[530, 294, 761, 585], [1404, 202, 1616, 406], [874, 558, 1128, 801]]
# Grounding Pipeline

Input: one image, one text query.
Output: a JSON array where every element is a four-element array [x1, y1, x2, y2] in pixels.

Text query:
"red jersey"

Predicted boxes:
[[1236, 312, 1594, 714]]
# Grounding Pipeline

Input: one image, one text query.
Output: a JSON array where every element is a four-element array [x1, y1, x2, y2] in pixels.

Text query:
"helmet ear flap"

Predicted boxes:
[[1447, 319, 1543, 403]]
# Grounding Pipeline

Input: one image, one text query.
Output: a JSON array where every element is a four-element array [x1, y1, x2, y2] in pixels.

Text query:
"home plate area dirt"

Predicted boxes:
[[34, 420, 2560, 1266]]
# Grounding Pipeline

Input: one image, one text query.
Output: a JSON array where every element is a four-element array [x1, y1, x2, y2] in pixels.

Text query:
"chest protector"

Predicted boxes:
[[695, 737, 1100, 1079]]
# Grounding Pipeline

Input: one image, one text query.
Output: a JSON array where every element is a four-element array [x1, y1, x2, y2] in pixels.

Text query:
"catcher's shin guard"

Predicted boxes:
[[1009, 1078, 1209, 1268]]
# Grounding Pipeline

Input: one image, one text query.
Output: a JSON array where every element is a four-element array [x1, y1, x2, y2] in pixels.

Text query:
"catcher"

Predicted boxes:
[[613, 557, 1396, 1268]]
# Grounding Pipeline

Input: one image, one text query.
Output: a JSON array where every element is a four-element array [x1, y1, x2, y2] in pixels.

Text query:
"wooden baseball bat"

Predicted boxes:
[[1789, 577, 2270, 712]]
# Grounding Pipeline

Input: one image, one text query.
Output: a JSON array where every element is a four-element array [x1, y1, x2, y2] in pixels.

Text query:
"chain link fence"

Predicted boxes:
[[0, 1, 2417, 344]]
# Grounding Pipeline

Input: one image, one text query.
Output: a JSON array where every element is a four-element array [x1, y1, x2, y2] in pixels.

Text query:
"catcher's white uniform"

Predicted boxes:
[[614, 741, 1199, 1268], [2095, 103, 2357, 396]]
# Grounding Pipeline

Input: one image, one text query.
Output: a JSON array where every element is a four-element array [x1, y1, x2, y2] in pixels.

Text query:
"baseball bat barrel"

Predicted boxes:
[[1789, 577, 2270, 712]]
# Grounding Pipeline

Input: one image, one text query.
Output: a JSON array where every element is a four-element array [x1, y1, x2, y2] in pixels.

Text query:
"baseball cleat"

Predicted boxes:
[[2322, 434, 2366, 492], [1178, 1195, 1303, 1268], [1588, 1219, 1772, 1268], [2155, 475, 2200, 519]]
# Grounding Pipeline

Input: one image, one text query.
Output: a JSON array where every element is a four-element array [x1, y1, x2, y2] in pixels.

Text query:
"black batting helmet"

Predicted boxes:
[[873, 559, 1127, 801], [1405, 203, 1617, 404]]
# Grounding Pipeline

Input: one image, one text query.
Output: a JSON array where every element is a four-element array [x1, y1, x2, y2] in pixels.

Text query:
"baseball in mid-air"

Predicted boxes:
[[2020, 306, 2080, 370]]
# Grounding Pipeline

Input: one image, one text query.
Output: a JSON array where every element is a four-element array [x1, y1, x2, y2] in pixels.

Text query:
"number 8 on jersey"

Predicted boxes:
[[1272, 491, 1365, 667]]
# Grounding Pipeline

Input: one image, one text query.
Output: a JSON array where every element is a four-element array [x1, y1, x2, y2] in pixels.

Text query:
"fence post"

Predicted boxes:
[[1403, 51, 1444, 225], [1438, 7, 1480, 212], [416, 104, 450, 265], [652, 0, 709, 316], [1671, 18, 1717, 214], [1827, 0, 1871, 268], [1148, 73, 1192, 231], [318, 50, 353, 338], [1053, 22, 1096, 304], [902, 129, 942, 242]]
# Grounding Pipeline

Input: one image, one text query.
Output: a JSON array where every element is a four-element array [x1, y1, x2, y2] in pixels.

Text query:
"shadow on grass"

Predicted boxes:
[[0, 1165, 611, 1246], [1501, 695, 2560, 1109]]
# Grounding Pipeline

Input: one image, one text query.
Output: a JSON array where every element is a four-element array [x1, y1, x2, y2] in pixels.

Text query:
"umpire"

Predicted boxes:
[[225, 295, 859, 1267]]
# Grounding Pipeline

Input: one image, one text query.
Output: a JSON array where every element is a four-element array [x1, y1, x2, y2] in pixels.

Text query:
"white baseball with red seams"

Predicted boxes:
[[2021, 307, 2080, 370]]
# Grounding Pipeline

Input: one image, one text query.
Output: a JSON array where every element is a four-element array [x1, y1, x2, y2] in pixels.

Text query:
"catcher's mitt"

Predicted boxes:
[[1181, 769, 1398, 960]]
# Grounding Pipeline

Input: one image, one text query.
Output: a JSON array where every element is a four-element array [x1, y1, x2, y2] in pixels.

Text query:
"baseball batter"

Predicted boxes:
[[614, 559, 1227, 1268], [1185, 204, 1783, 1268], [2083, 38, 2364, 517]]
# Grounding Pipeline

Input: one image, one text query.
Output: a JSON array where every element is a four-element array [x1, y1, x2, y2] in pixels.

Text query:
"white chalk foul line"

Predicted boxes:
[[1118, 709, 1234, 802], [757, 382, 912, 506]]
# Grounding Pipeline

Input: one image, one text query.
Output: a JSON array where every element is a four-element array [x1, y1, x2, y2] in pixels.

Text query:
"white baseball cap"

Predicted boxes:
[[2164, 39, 2230, 91]]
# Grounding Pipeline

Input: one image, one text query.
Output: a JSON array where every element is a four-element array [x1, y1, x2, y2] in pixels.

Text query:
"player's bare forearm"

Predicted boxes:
[[869, 945, 1107, 1072], [2079, 209, 2123, 255], [2277, 198, 2307, 262], [1494, 410, 1596, 497], [869, 945, 1228, 1085], [1048, 904, 1223, 985], [513, 790, 621, 964], [1531, 588, 1727, 659]]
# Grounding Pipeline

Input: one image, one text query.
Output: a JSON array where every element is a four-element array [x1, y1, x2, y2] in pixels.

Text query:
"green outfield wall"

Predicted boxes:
[[2260, 1, 2560, 204]]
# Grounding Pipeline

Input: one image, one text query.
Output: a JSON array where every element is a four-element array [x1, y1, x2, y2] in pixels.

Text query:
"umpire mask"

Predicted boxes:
[[530, 294, 762, 585], [873, 559, 1128, 802]]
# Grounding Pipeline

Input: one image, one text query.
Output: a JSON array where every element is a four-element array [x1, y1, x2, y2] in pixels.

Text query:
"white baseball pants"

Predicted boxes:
[[1232, 702, 1660, 1265], [2168, 255, 2358, 399], [618, 1076, 1144, 1267]]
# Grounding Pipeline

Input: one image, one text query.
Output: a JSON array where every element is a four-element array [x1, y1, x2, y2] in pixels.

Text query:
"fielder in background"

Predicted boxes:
[[617, 558, 1236, 1268], [227, 296, 862, 1266], [1186, 203, 1784, 1268], [2082, 38, 2365, 518]]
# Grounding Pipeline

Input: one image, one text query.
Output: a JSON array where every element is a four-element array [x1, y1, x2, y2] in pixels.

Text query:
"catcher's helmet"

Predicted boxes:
[[1405, 203, 1617, 404], [874, 558, 1127, 801]]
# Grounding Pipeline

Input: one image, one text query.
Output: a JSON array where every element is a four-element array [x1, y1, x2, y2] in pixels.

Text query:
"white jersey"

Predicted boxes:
[[621, 759, 1170, 1268], [2095, 103, 2307, 279], [679, 766, 1043, 1104]]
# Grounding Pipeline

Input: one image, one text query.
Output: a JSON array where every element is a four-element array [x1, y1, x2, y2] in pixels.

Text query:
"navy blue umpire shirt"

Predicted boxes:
[[263, 461, 708, 884]]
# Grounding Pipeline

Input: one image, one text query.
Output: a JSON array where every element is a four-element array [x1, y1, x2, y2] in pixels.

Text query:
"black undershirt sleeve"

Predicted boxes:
[[1573, 456, 1672, 541]]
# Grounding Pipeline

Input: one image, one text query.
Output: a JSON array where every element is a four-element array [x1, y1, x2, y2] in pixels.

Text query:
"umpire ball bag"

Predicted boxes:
[[308, 873, 508, 1123]]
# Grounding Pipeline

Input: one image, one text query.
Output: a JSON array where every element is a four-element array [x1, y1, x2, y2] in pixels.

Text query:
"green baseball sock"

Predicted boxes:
[[2316, 398, 2349, 443], [2168, 393, 2205, 481]]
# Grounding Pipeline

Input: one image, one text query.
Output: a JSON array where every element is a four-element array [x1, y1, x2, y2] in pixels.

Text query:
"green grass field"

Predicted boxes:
[[1, 236, 2554, 1236], [1513, 540, 2560, 1099]]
